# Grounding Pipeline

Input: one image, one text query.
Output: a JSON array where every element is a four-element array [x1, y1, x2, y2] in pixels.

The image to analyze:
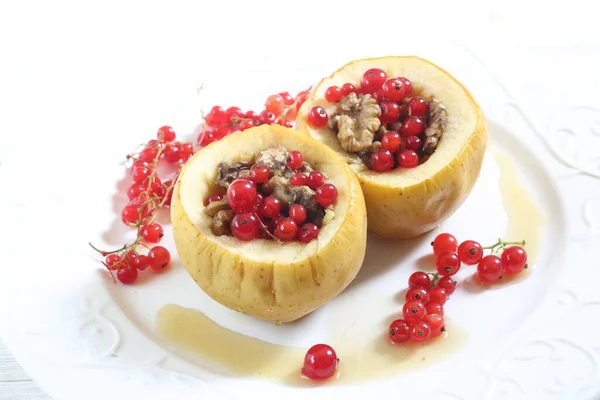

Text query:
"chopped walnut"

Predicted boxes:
[[255, 147, 291, 177], [211, 209, 234, 236], [423, 99, 447, 155], [216, 162, 251, 189], [374, 125, 386, 141], [203, 198, 230, 217], [328, 93, 381, 153], [370, 141, 382, 153], [301, 161, 314, 173]]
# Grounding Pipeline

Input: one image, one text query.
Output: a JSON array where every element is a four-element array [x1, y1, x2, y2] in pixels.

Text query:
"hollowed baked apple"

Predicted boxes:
[[171, 125, 367, 323], [296, 56, 487, 238]]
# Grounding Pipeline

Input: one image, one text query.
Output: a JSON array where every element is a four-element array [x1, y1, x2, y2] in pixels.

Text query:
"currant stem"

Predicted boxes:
[[482, 239, 526, 251], [89, 242, 127, 255]]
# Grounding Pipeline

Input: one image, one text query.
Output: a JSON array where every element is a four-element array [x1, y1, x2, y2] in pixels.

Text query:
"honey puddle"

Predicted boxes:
[[156, 149, 545, 383]]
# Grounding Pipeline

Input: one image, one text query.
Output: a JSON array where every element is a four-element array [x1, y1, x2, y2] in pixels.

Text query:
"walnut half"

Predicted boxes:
[[328, 93, 381, 153]]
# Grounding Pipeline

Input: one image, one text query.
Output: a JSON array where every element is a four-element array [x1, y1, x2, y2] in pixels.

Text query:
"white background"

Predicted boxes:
[[1, 1, 599, 398]]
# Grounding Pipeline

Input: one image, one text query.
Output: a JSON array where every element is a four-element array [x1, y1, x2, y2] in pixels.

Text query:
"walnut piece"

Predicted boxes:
[[216, 162, 251, 189], [203, 198, 230, 217], [423, 99, 447, 155], [211, 209, 234, 236], [255, 147, 291, 177], [328, 93, 381, 153]]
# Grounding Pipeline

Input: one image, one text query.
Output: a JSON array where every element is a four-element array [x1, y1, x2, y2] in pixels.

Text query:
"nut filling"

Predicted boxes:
[[203, 147, 338, 242]]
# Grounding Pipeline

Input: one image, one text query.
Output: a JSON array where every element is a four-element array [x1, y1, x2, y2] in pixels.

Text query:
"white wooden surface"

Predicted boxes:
[[0, 340, 49, 400]]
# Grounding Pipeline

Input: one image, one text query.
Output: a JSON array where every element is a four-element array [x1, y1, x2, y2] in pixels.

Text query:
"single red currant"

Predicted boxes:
[[410, 321, 431, 342], [274, 218, 298, 242], [132, 254, 149, 271], [279, 92, 295, 105], [340, 83, 356, 96], [204, 193, 223, 206], [302, 344, 337, 380], [436, 276, 456, 295], [117, 266, 138, 284], [457, 240, 483, 265], [148, 246, 171, 272], [405, 135, 422, 151], [287, 151, 304, 169], [231, 213, 260, 241], [307, 171, 325, 190], [297, 223, 319, 243], [105, 254, 124, 270], [381, 131, 403, 152], [308, 106, 328, 127], [258, 196, 282, 219], [140, 223, 164, 243], [400, 117, 425, 137], [325, 86, 343, 103], [477, 255, 503, 283], [408, 97, 428, 117], [361, 68, 387, 94], [315, 184, 338, 207], [432, 233, 458, 256], [151, 180, 166, 199], [436, 252, 461, 276], [139, 147, 158, 163], [501, 246, 528, 274], [265, 94, 285, 115], [408, 271, 431, 289], [132, 166, 151, 183], [225, 107, 243, 121], [424, 314, 445, 338], [157, 126, 176, 142], [249, 164, 270, 183], [205, 106, 227, 125], [389, 319, 411, 344], [123, 250, 137, 266], [288, 204, 307, 225], [290, 172, 308, 186], [405, 287, 429, 303], [381, 77, 409, 101], [428, 287, 447, 306], [400, 78, 413, 97], [163, 143, 181, 163], [397, 150, 419, 168], [226, 179, 257, 213], [379, 101, 401, 124], [259, 110, 276, 125], [127, 182, 145, 200], [370, 149, 395, 172], [121, 204, 139, 225], [244, 110, 259, 120], [179, 142, 194, 162], [402, 300, 426, 323], [239, 119, 256, 131], [425, 302, 444, 316]]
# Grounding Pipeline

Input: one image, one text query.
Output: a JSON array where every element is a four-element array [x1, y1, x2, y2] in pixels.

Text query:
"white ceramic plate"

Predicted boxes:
[[2, 40, 600, 400]]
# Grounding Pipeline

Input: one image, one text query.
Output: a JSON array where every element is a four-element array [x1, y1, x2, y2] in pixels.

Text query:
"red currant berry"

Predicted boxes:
[[140, 223, 164, 243], [370, 149, 395, 172], [132, 166, 152, 183], [205, 106, 227, 125], [307, 171, 325, 190], [231, 213, 260, 241], [132, 254, 149, 271], [361, 68, 387, 94], [150, 180, 165, 199], [315, 184, 338, 207], [139, 147, 158, 163], [436, 252, 461, 276], [288, 204, 307, 225], [402, 300, 426, 323], [400, 117, 425, 137], [408, 271, 431, 289], [157, 126, 176, 142], [501, 246, 528, 274], [121, 204, 139, 225], [302, 344, 337, 380], [408, 97, 428, 117], [290, 172, 308, 186], [105, 254, 124, 270], [340, 83, 356, 96], [397, 150, 419, 168], [295, 90, 310, 110], [381, 131, 403, 152], [179, 143, 194, 162], [381, 78, 409, 101], [424, 314, 445, 338], [379, 101, 401, 124], [279, 92, 294, 105], [132, 159, 150, 170], [127, 183, 145, 200], [117, 266, 138, 284], [325, 86, 343, 103], [372, 90, 385, 103], [259, 110, 276, 125], [239, 119, 256, 131], [477, 255, 503, 283], [428, 287, 447, 306], [258, 196, 282, 219], [389, 319, 411, 344], [298, 223, 319, 243], [250, 164, 270, 183], [226, 179, 257, 213], [204, 194, 223, 206], [405, 287, 429, 303], [436, 276, 456, 295], [425, 302, 444, 316], [265, 94, 285, 115], [287, 151, 304, 169], [405, 135, 422, 151], [308, 106, 328, 128], [148, 246, 171, 272], [123, 250, 137, 265], [163, 143, 181, 163], [457, 240, 483, 265], [274, 218, 298, 242], [400, 78, 413, 97], [432, 233, 458, 257], [225, 106, 243, 121], [410, 321, 431, 342]]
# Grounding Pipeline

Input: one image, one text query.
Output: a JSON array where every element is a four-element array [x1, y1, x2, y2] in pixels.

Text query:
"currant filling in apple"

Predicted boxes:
[[203, 147, 338, 242], [307, 68, 447, 172]]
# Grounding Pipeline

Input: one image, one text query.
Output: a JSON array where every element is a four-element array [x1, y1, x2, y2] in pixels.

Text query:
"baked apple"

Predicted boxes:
[[171, 125, 367, 323], [296, 56, 487, 238]]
